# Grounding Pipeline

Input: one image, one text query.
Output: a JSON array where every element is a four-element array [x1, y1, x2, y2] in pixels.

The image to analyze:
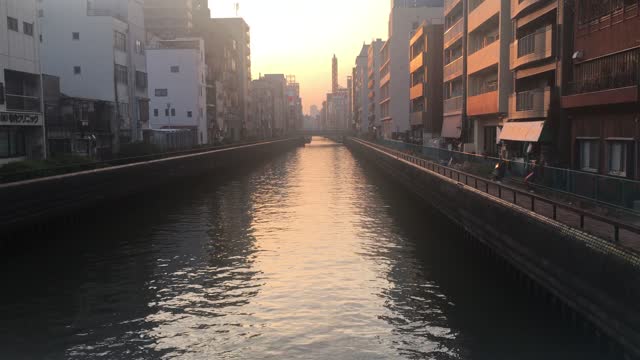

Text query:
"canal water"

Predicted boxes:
[[0, 138, 614, 359]]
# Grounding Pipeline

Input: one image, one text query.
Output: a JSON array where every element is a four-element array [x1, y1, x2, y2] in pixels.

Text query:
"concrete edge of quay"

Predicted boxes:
[[0, 137, 304, 237], [345, 137, 640, 359]]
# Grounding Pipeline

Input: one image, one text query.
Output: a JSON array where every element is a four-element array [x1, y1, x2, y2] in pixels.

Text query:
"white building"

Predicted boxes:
[[147, 38, 208, 145], [0, 0, 45, 165], [38, 0, 149, 150], [367, 39, 384, 136], [353, 44, 369, 134], [381, 2, 443, 139]]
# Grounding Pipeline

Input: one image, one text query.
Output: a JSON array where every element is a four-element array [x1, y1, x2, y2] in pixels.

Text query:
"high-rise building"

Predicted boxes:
[[144, 0, 194, 39], [0, 0, 46, 164], [286, 75, 303, 131], [367, 39, 385, 137], [353, 44, 370, 134], [39, 0, 149, 154], [262, 74, 287, 136], [392, 0, 444, 8], [409, 22, 443, 143], [332, 54, 339, 93], [380, 2, 443, 139]]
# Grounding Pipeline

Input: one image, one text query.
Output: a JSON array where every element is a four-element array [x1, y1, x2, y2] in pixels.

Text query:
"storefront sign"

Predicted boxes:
[[0, 112, 42, 126]]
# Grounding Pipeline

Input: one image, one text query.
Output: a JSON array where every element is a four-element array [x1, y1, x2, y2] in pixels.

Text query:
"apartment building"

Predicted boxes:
[[562, 0, 640, 179], [286, 75, 303, 133], [0, 0, 45, 164], [442, 0, 467, 148], [353, 44, 370, 134], [380, 2, 444, 139], [144, 0, 193, 39], [367, 39, 385, 137], [147, 38, 208, 145], [465, 0, 511, 156], [39, 0, 149, 156], [250, 76, 275, 138], [262, 74, 287, 136], [502, 0, 571, 164], [409, 22, 444, 143]]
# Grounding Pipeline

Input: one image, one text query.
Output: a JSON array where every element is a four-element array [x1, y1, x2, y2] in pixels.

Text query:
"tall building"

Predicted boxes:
[[332, 54, 339, 93], [464, 0, 511, 156], [147, 38, 208, 145], [392, 0, 444, 8], [562, 0, 640, 179], [39, 0, 149, 154], [250, 76, 275, 138], [353, 44, 370, 134], [442, 0, 467, 148], [0, 0, 45, 164], [286, 75, 303, 131], [380, 2, 444, 139], [409, 22, 443, 143], [144, 0, 194, 39], [502, 0, 572, 164], [262, 74, 287, 136], [367, 39, 385, 136]]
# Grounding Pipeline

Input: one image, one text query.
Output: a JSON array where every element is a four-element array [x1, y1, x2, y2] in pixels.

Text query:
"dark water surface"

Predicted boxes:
[[1, 138, 611, 359]]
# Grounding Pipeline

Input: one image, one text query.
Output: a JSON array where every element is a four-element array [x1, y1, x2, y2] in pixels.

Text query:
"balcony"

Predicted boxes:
[[510, 25, 553, 70], [410, 111, 426, 126], [380, 72, 391, 86], [467, 91, 498, 115], [467, 40, 499, 75], [444, 57, 463, 82], [508, 87, 550, 120], [410, 52, 425, 73], [445, 0, 462, 16], [511, 0, 545, 19], [444, 18, 463, 47], [410, 83, 424, 100], [468, 0, 500, 33], [444, 96, 463, 114]]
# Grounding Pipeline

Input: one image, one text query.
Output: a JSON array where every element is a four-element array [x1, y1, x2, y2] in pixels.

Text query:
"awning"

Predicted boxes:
[[441, 114, 462, 138], [499, 121, 545, 142]]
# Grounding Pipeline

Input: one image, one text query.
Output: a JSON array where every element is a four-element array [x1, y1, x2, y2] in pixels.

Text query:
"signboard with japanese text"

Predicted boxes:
[[0, 112, 42, 126]]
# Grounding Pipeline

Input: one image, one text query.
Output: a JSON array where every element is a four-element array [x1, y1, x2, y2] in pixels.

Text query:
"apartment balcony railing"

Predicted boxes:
[[444, 18, 464, 47], [444, 95, 463, 114], [6, 94, 41, 113], [468, 0, 500, 32], [467, 40, 499, 75], [380, 72, 391, 87], [511, 0, 545, 19], [467, 90, 498, 115], [566, 48, 639, 95], [445, 0, 462, 16], [410, 83, 424, 100], [410, 52, 425, 73], [508, 87, 551, 120], [410, 111, 426, 126], [510, 25, 553, 70], [444, 56, 464, 82]]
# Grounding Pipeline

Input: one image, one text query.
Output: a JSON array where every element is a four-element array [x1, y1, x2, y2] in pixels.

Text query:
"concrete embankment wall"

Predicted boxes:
[[346, 138, 640, 357], [0, 138, 302, 234]]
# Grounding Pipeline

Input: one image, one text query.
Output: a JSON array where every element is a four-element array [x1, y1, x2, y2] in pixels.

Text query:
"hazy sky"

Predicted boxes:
[[212, 0, 389, 114]]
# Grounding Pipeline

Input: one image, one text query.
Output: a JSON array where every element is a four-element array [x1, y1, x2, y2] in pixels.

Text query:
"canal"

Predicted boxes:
[[0, 137, 615, 359]]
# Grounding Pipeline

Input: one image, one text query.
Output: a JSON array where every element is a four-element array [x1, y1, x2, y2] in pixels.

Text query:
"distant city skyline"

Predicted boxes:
[[211, 0, 388, 113]]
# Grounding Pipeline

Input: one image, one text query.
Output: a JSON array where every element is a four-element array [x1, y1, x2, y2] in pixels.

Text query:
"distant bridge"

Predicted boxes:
[[295, 129, 353, 137]]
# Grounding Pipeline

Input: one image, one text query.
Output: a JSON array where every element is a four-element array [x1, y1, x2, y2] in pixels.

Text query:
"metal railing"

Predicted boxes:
[[567, 48, 639, 95], [352, 138, 640, 244], [444, 95, 463, 113], [444, 18, 463, 45]]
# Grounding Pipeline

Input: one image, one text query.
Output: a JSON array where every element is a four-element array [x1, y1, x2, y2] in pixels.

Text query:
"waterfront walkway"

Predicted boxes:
[[354, 138, 640, 255]]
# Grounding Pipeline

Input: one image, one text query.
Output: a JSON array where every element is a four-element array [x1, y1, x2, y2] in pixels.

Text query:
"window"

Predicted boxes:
[[165, 108, 169, 116], [0, 128, 26, 158], [170, 66, 180, 73], [72, 32, 79, 40], [114, 31, 127, 51], [7, 17, 18, 32], [135, 40, 144, 54], [171, 108, 176, 116], [187, 111, 193, 118], [154, 109, 159, 117], [579, 140, 599, 172], [135, 71, 147, 90], [154, 88, 168, 97], [23, 22, 33, 36], [118, 102, 129, 117], [115, 64, 128, 84], [608, 141, 629, 177], [74, 66, 81, 74]]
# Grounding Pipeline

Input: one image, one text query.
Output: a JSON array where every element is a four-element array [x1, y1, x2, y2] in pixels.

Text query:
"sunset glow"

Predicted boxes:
[[213, 0, 389, 113]]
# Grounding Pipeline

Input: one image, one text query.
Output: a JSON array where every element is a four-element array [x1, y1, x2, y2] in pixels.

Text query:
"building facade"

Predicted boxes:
[[286, 75, 303, 132], [442, 0, 467, 148], [381, 2, 444, 139], [409, 23, 444, 144], [465, 0, 512, 156], [367, 39, 385, 137], [39, 0, 149, 156], [147, 38, 208, 145], [144, 0, 194, 39], [561, 0, 640, 179], [0, 0, 45, 164], [353, 44, 370, 134]]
